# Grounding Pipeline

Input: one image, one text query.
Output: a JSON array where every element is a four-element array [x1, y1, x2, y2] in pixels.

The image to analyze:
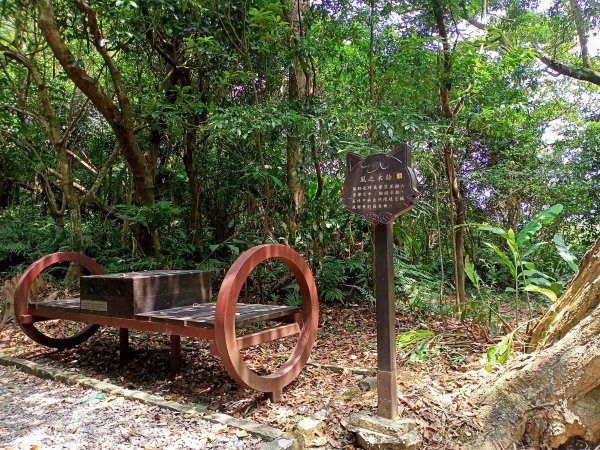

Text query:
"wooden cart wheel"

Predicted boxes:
[[214, 244, 318, 400], [14, 252, 103, 349]]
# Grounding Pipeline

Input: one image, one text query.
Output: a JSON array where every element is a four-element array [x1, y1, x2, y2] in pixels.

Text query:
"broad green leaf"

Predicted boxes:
[[397, 330, 434, 349], [522, 242, 547, 257], [268, 174, 285, 190], [525, 277, 552, 287], [517, 219, 542, 244], [464, 255, 480, 287], [523, 268, 552, 279], [485, 242, 516, 277], [523, 261, 535, 270], [478, 225, 507, 236], [495, 334, 513, 364], [537, 204, 563, 224], [506, 229, 519, 260], [485, 333, 513, 371], [553, 234, 579, 272], [523, 284, 558, 302], [485, 345, 498, 371]]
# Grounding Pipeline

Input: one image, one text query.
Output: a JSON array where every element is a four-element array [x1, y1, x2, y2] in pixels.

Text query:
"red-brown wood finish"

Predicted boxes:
[[14, 247, 319, 400], [214, 244, 319, 398], [14, 252, 104, 349]]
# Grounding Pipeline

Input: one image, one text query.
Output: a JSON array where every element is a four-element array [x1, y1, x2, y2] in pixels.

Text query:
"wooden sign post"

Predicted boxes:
[[342, 143, 419, 419]]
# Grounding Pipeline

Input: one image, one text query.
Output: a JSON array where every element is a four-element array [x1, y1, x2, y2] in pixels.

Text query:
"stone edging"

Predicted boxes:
[[0, 350, 298, 450]]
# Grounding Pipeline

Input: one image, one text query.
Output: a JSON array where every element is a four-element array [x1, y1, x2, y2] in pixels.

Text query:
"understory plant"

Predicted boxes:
[[396, 329, 439, 363], [394, 248, 448, 316], [470, 204, 578, 324], [468, 204, 580, 370]]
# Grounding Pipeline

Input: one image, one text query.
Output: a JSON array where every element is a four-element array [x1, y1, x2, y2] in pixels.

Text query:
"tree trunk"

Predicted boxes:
[[444, 144, 467, 305], [469, 237, 600, 449], [281, 0, 310, 213], [432, 0, 467, 305], [183, 114, 203, 249], [37, 0, 159, 256], [57, 144, 84, 284]]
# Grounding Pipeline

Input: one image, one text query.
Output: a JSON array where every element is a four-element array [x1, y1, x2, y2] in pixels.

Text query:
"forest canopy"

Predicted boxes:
[[0, 0, 597, 314]]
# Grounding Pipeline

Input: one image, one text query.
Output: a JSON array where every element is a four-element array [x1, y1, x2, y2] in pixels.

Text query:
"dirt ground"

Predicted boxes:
[[0, 302, 498, 449]]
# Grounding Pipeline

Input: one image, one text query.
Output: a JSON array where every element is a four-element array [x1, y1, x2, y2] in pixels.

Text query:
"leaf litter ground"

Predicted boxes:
[[0, 303, 503, 449]]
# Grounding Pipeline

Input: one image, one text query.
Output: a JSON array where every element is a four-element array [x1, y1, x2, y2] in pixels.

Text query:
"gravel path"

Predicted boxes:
[[0, 365, 264, 450]]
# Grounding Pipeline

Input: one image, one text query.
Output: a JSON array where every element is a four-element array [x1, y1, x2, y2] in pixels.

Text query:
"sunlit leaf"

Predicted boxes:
[[517, 220, 542, 244], [464, 255, 480, 287], [523, 284, 558, 302], [478, 225, 507, 236]]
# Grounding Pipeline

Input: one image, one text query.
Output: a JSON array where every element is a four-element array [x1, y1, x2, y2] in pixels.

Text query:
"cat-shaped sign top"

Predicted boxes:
[[342, 143, 419, 223]]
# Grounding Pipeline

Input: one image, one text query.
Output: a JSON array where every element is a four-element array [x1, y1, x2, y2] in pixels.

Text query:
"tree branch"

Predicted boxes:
[[66, 149, 98, 175], [464, 15, 600, 86], [40, 169, 66, 216], [72, 0, 133, 128], [37, 0, 154, 213], [0, 43, 58, 137], [567, 0, 590, 68], [81, 141, 120, 204], [0, 103, 50, 135], [37, 0, 122, 123]]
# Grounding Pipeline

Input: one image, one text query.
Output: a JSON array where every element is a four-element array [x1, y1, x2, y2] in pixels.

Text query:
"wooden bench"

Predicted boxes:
[[13, 244, 319, 401]]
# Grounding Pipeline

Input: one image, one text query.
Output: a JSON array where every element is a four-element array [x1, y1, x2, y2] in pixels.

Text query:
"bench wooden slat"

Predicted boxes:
[[29, 298, 301, 330], [30, 298, 81, 311], [136, 303, 301, 329]]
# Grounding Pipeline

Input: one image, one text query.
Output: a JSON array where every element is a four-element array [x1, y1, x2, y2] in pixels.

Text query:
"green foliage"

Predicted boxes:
[[0, 0, 596, 330], [485, 331, 515, 371], [396, 330, 438, 363], [393, 249, 445, 316], [0, 206, 63, 273], [116, 200, 182, 232], [553, 234, 579, 273], [316, 252, 371, 304], [471, 204, 574, 320]]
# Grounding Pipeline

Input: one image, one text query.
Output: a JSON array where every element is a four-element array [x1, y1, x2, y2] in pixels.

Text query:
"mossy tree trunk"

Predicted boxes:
[[38, 0, 159, 256], [469, 237, 600, 449]]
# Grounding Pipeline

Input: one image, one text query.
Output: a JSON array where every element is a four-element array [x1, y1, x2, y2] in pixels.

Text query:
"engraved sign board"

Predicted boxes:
[[341, 142, 419, 419], [342, 143, 419, 223]]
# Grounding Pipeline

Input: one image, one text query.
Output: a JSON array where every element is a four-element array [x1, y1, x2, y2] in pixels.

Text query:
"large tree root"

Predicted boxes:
[[468, 237, 600, 449]]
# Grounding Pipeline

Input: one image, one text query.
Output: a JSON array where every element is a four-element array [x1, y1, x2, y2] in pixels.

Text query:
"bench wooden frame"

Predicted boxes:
[[13, 244, 318, 401]]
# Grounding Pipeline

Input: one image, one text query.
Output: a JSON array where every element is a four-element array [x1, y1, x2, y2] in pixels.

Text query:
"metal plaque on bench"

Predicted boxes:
[[80, 270, 211, 318]]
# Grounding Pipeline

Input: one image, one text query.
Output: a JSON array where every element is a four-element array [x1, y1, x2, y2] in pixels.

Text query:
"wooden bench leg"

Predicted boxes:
[[170, 334, 182, 377], [119, 328, 129, 365], [268, 388, 283, 403]]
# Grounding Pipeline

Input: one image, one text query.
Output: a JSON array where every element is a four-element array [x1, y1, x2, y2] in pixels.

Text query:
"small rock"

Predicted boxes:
[[314, 409, 328, 419], [354, 428, 422, 450], [295, 415, 325, 445], [348, 411, 417, 438], [359, 377, 378, 391], [260, 437, 297, 450]]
